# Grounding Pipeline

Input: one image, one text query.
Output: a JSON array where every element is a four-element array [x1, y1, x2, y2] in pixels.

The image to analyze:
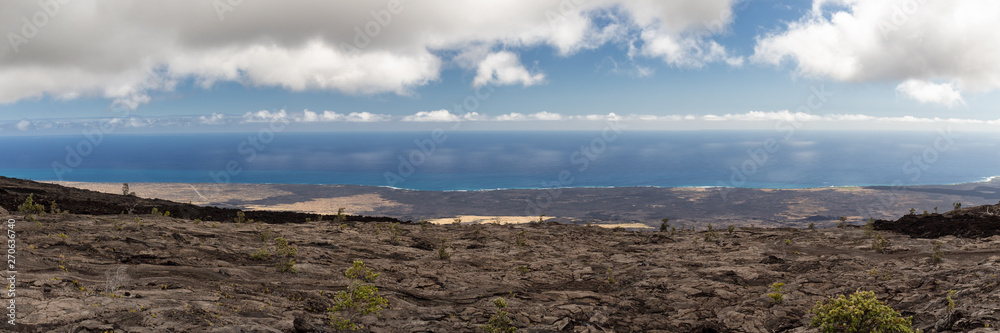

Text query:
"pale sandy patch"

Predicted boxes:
[[242, 194, 407, 215], [597, 223, 655, 230], [669, 188, 713, 202], [426, 215, 543, 225], [425, 215, 655, 230], [46, 181, 293, 205]]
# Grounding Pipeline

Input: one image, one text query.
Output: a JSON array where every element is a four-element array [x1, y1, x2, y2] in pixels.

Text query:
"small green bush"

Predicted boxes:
[[659, 218, 669, 232], [329, 261, 387, 330], [810, 290, 916, 333], [438, 238, 451, 260], [250, 247, 271, 260], [481, 297, 517, 333], [872, 232, 889, 253], [17, 194, 46, 215], [931, 241, 943, 263], [276, 259, 297, 273], [767, 282, 785, 304]]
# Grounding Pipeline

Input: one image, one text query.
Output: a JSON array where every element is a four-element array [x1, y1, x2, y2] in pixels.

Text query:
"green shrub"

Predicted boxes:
[[931, 241, 943, 263], [277, 259, 297, 273], [481, 297, 517, 333], [767, 282, 785, 304], [17, 194, 45, 215], [438, 238, 451, 260], [250, 247, 271, 260], [727, 224, 735, 235], [810, 290, 916, 333], [872, 232, 889, 253], [329, 261, 387, 331], [659, 218, 669, 232], [234, 211, 247, 223]]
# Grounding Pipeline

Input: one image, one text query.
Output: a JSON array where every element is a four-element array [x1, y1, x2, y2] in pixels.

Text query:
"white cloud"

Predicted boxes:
[[198, 113, 228, 125], [495, 111, 564, 121], [403, 110, 461, 122], [895, 80, 965, 107], [753, 0, 1000, 105], [0, 0, 741, 106], [242, 110, 288, 123], [344, 112, 391, 122], [472, 52, 545, 88], [640, 30, 743, 68], [16, 120, 30, 130]]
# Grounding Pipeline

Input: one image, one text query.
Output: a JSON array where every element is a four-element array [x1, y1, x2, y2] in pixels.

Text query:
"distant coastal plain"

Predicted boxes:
[[48, 179, 1000, 230]]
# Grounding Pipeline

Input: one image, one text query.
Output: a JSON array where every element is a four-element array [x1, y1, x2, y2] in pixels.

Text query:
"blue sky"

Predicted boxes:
[[1, 0, 998, 133]]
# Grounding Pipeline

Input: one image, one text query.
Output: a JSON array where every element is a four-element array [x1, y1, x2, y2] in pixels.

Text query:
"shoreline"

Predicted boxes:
[[37, 173, 1000, 192], [44, 178, 1000, 230]]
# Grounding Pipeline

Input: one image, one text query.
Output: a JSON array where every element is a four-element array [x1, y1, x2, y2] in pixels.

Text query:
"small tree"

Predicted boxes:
[[329, 261, 387, 331], [659, 218, 669, 232], [17, 194, 45, 215], [810, 290, 916, 333], [122, 183, 136, 196], [481, 297, 517, 333]]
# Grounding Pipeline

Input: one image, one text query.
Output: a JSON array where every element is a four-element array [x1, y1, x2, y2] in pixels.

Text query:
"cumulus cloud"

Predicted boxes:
[[198, 113, 229, 125], [472, 51, 546, 88], [753, 0, 1000, 105], [0, 0, 741, 106], [895, 80, 965, 107], [16, 120, 30, 131], [495, 111, 565, 121]]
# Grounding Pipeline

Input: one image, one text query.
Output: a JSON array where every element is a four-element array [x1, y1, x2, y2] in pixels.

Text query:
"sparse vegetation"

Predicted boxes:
[[277, 259, 297, 273], [515, 230, 527, 248], [808, 222, 815, 230], [438, 238, 451, 260], [946, 290, 956, 313], [931, 241, 943, 263], [329, 261, 388, 331], [810, 290, 916, 333], [727, 224, 735, 235], [18, 194, 45, 215], [250, 247, 271, 260], [660, 218, 669, 232], [122, 183, 136, 196], [336, 207, 346, 221], [606, 268, 616, 285], [767, 282, 785, 304], [234, 211, 247, 224], [481, 297, 517, 333], [953, 202, 962, 211], [872, 232, 889, 253]]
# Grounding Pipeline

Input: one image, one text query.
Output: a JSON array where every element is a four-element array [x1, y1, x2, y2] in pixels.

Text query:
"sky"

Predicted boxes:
[[1, 0, 999, 133]]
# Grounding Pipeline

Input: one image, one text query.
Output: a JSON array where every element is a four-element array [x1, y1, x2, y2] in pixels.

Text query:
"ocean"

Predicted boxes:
[[1, 130, 998, 191]]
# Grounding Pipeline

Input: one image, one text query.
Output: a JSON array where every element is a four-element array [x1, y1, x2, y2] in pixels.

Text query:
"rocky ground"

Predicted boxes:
[[4, 178, 1000, 332]]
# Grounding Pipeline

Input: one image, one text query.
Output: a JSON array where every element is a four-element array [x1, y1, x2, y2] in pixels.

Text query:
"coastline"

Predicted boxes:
[[45, 178, 1000, 229]]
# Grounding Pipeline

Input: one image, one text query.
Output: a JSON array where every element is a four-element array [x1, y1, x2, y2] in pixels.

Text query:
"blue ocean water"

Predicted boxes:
[[0, 131, 998, 191]]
